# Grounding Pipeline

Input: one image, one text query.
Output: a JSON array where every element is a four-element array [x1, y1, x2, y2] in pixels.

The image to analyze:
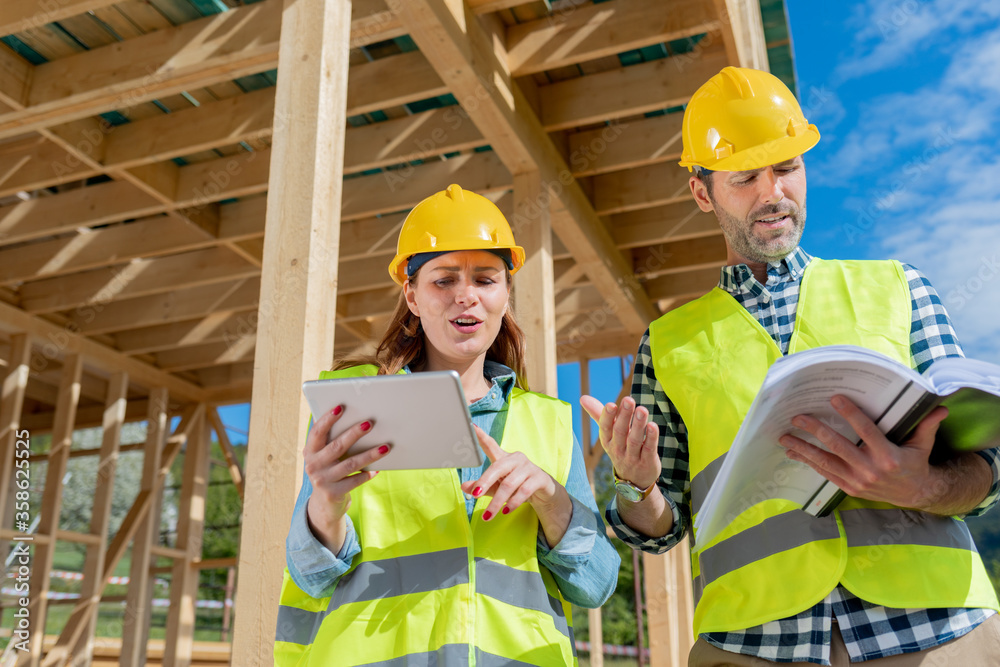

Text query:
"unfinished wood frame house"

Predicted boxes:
[[0, 0, 798, 664]]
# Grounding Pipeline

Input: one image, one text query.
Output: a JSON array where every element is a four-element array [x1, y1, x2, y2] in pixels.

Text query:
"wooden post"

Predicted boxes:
[[0, 334, 31, 599], [221, 566, 235, 641], [27, 354, 83, 663], [119, 387, 169, 667], [164, 407, 211, 666], [41, 371, 128, 667], [511, 171, 557, 395], [643, 537, 695, 666], [579, 357, 605, 667], [231, 0, 352, 663], [208, 407, 244, 500]]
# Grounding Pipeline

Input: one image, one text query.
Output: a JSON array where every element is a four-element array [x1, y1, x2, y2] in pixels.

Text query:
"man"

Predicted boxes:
[[582, 66, 1000, 665]]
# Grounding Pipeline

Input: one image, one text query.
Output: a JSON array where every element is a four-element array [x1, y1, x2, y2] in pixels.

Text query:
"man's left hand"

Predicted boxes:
[[778, 395, 949, 510]]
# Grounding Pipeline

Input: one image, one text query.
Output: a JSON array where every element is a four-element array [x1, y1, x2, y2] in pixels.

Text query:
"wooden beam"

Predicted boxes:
[[114, 309, 258, 355], [0, 42, 32, 109], [350, 0, 407, 48], [568, 112, 684, 178], [0, 0, 436, 141], [154, 336, 256, 373], [512, 172, 557, 395], [0, 334, 30, 527], [712, 0, 769, 70], [19, 246, 259, 314], [506, 0, 718, 76], [0, 0, 121, 36], [643, 538, 695, 667], [539, 48, 727, 131], [467, 0, 542, 13], [556, 328, 638, 363], [631, 235, 728, 280], [0, 135, 100, 198], [592, 161, 692, 216], [209, 407, 245, 500], [0, 215, 215, 285], [0, 300, 207, 402], [27, 354, 82, 662], [394, 0, 658, 335], [609, 202, 718, 249], [164, 408, 210, 665], [644, 266, 718, 301], [43, 371, 128, 666], [232, 0, 351, 662], [68, 278, 260, 336]]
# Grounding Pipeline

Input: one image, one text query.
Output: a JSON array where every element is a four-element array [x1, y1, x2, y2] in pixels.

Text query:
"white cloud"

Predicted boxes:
[[833, 0, 1000, 83]]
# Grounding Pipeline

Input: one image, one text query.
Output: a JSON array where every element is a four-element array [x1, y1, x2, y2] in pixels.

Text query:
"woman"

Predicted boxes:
[[275, 184, 620, 666]]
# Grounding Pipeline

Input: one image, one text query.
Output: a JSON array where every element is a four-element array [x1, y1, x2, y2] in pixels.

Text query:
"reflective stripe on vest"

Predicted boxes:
[[649, 259, 999, 635], [275, 365, 577, 666]]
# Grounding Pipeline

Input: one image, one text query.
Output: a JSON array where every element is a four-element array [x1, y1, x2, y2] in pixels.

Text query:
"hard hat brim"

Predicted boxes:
[[389, 245, 525, 286], [679, 126, 820, 173]]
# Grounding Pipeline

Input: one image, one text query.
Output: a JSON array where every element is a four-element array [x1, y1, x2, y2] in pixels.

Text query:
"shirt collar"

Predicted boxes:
[[718, 247, 813, 296]]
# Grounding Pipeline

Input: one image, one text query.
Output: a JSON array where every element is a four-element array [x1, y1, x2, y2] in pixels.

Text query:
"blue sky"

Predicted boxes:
[[220, 3, 1000, 444], [787, 1, 1000, 365]]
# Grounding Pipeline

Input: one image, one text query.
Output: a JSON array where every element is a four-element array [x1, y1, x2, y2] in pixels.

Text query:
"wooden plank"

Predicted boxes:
[[0, 3, 444, 142], [154, 336, 256, 373], [42, 371, 128, 666], [643, 539, 695, 667], [114, 309, 258, 355], [0, 42, 33, 109], [511, 172, 557, 396], [713, 0, 769, 70], [0, 180, 162, 246], [394, 0, 657, 335], [19, 247, 259, 314], [351, 0, 407, 48], [208, 407, 244, 500], [0, 0, 122, 35], [592, 161, 692, 216], [164, 408, 210, 666], [0, 334, 30, 577], [67, 278, 260, 336], [27, 354, 83, 662], [609, 203, 718, 249], [0, 216, 214, 285], [467, 0, 541, 13], [0, 300, 207, 402], [231, 0, 352, 661], [507, 0, 718, 76], [120, 400, 194, 667], [100, 88, 276, 169], [556, 327, 638, 363], [0, 134, 100, 198], [540, 49, 728, 131], [644, 266, 718, 301], [631, 235, 728, 280], [568, 112, 684, 178]]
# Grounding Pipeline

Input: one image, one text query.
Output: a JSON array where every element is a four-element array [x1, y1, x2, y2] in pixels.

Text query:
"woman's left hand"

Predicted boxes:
[[460, 425, 573, 544]]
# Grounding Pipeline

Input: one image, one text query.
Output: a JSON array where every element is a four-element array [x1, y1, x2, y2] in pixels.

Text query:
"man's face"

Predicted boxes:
[[691, 157, 808, 265]]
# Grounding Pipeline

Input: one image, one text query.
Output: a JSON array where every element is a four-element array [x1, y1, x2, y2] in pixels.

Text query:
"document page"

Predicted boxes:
[[694, 346, 923, 548]]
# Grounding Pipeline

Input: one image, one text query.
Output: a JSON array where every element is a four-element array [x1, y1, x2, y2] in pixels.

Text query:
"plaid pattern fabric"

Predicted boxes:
[[606, 248, 1000, 664]]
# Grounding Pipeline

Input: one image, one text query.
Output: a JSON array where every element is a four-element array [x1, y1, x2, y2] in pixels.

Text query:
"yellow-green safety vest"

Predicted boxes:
[[648, 259, 999, 636], [275, 365, 578, 666]]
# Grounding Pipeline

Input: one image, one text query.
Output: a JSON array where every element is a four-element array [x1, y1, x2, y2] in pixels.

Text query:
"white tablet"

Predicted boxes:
[[301, 371, 484, 471]]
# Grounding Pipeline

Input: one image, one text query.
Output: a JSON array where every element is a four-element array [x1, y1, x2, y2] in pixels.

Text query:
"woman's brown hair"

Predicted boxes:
[[332, 268, 529, 390]]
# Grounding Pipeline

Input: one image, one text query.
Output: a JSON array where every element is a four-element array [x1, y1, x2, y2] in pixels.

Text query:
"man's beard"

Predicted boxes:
[[714, 200, 806, 264]]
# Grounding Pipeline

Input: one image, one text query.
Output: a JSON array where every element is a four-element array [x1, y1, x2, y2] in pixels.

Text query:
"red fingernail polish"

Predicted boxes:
[[502, 506, 510, 515], [332, 405, 342, 416], [472, 487, 482, 497], [360, 421, 371, 432], [378, 445, 389, 455], [483, 511, 492, 521]]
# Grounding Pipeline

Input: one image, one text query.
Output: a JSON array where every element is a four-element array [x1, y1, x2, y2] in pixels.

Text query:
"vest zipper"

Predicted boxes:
[[456, 472, 477, 666]]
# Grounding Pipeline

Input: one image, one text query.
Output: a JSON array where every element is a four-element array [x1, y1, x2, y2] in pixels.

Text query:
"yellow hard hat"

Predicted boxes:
[[388, 184, 525, 285], [678, 66, 820, 172]]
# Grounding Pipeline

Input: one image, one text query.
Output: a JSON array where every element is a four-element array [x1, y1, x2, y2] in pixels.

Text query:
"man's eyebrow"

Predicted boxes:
[[731, 159, 798, 177]]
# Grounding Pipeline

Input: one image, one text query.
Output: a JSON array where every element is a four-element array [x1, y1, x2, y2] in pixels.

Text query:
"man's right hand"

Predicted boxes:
[[580, 395, 661, 492]]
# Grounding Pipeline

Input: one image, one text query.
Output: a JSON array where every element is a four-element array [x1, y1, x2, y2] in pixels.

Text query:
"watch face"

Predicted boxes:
[[615, 481, 641, 502]]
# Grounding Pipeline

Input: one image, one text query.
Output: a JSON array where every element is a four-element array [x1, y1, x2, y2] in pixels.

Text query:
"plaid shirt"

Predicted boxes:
[[607, 247, 1000, 664]]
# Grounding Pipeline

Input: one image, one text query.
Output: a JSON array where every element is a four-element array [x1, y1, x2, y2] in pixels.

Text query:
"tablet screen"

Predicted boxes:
[[302, 371, 484, 470]]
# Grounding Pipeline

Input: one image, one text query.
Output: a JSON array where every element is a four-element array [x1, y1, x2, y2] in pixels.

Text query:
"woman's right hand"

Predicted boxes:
[[303, 405, 391, 551], [580, 395, 660, 492]]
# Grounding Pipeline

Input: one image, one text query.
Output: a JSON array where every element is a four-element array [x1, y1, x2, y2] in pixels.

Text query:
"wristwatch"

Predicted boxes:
[[613, 468, 657, 502]]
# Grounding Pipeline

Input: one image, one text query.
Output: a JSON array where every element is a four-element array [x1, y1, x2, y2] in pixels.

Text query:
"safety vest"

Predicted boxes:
[[275, 365, 578, 666], [648, 259, 999, 636]]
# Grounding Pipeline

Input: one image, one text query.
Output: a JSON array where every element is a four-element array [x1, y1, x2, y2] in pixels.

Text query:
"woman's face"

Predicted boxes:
[[403, 250, 510, 369]]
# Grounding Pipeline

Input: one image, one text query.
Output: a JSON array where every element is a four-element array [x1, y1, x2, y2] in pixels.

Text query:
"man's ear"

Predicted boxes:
[[403, 281, 419, 317], [690, 175, 715, 213]]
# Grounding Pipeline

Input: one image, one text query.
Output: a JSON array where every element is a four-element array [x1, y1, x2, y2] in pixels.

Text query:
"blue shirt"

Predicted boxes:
[[286, 361, 621, 608], [608, 248, 1000, 664]]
